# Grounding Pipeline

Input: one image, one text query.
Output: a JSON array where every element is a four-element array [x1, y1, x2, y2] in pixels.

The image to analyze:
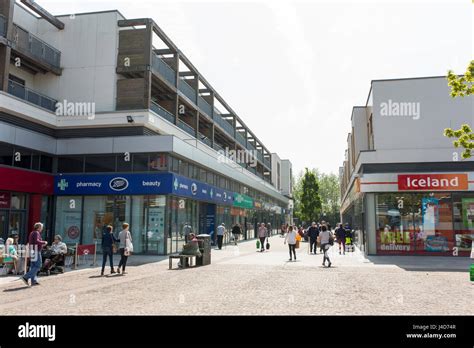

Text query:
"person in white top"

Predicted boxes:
[[216, 223, 225, 250], [319, 225, 332, 267], [117, 223, 133, 274], [284, 225, 297, 261]]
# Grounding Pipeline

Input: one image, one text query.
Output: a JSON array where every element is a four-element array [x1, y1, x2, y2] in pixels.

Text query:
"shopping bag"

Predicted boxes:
[[256, 240, 260, 249], [266, 238, 270, 250], [295, 240, 300, 249], [470, 264, 474, 282]]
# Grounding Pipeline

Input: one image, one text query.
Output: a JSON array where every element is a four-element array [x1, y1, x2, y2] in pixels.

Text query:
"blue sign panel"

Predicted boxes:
[[55, 173, 173, 195], [54, 172, 235, 206], [171, 174, 234, 205]]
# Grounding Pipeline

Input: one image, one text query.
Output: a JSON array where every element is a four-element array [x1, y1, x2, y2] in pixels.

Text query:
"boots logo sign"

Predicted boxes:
[[109, 177, 129, 191], [398, 174, 468, 191]]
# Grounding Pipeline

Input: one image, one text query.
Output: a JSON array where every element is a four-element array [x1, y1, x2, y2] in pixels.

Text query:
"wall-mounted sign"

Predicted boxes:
[[398, 174, 468, 191], [233, 193, 254, 209]]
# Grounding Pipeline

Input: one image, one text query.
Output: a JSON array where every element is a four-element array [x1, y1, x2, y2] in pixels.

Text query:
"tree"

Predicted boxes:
[[443, 60, 474, 159], [298, 168, 322, 224], [316, 172, 341, 226]]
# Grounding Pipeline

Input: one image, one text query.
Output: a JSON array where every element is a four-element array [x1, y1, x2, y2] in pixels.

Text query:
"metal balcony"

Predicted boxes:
[[178, 119, 195, 137], [150, 101, 175, 124], [198, 96, 212, 117], [178, 79, 196, 102], [214, 111, 234, 137], [152, 53, 176, 86], [199, 132, 212, 147], [12, 24, 61, 73], [7, 79, 57, 112]]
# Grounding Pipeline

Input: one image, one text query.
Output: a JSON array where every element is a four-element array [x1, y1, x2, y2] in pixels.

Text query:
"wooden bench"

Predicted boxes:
[[169, 255, 197, 269]]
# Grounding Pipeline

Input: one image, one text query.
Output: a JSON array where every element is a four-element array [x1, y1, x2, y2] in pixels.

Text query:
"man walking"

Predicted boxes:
[[22, 222, 47, 286], [216, 223, 225, 250], [232, 223, 242, 245], [307, 222, 320, 254], [335, 223, 346, 255]]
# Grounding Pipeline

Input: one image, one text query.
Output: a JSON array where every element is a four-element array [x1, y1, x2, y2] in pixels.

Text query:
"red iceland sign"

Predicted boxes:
[[398, 174, 468, 191]]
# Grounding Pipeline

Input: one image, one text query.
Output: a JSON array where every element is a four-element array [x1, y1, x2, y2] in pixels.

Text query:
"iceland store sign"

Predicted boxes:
[[55, 173, 234, 205]]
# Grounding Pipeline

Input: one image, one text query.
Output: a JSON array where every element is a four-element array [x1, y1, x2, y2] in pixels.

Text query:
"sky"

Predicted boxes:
[[37, 0, 473, 176]]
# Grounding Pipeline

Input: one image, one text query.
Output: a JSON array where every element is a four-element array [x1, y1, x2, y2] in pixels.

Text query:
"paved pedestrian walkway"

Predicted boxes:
[[0, 235, 472, 315]]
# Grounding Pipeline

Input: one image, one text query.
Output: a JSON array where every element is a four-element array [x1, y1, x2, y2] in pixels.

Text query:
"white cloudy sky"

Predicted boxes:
[[37, 0, 473, 176]]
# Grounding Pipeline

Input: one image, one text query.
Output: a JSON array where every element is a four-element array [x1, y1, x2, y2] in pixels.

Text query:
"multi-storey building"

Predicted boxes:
[[0, 1, 291, 254], [340, 77, 474, 256], [339, 75, 473, 256]]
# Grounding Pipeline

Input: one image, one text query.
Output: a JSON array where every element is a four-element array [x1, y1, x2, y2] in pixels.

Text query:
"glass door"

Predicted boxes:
[[0, 210, 7, 240], [9, 210, 26, 244]]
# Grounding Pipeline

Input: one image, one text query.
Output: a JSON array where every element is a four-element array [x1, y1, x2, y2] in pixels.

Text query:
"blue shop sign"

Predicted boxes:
[[55, 173, 234, 205], [55, 173, 173, 195], [171, 174, 234, 205]]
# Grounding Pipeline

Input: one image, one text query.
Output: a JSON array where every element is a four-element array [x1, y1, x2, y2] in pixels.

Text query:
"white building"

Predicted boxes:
[[0, 1, 290, 253], [340, 76, 474, 256]]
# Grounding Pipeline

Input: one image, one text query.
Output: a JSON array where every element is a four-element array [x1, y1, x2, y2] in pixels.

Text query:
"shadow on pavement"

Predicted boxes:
[[365, 255, 471, 272], [3, 285, 30, 292]]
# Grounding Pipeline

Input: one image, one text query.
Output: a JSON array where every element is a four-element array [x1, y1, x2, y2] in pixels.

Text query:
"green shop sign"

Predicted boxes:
[[233, 193, 254, 209]]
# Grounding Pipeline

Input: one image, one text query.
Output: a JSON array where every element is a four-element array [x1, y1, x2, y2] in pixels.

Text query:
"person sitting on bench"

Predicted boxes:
[[178, 233, 201, 268]]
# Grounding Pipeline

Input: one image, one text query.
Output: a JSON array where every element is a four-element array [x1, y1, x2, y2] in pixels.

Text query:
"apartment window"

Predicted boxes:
[[85, 155, 116, 173], [351, 128, 356, 169], [149, 154, 167, 171], [179, 160, 188, 177], [368, 112, 374, 150], [133, 154, 149, 172], [40, 155, 53, 173], [117, 153, 132, 172], [58, 156, 84, 173], [199, 168, 206, 182], [9, 74, 25, 86], [0, 144, 13, 166]]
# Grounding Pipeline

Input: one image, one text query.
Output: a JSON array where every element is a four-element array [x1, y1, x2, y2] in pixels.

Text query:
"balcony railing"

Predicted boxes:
[[178, 79, 196, 102], [7, 79, 57, 112], [199, 132, 212, 147], [178, 119, 195, 137], [235, 132, 247, 147], [152, 54, 176, 86], [12, 24, 61, 69], [213, 142, 224, 153], [0, 14, 6, 38], [247, 141, 256, 153], [198, 96, 212, 117], [150, 101, 175, 124], [264, 157, 271, 168], [214, 112, 234, 136]]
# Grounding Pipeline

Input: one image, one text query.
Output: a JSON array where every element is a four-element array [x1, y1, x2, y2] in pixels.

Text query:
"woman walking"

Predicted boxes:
[[258, 223, 267, 252], [319, 225, 333, 267], [284, 225, 297, 261], [101, 225, 119, 276], [117, 223, 132, 274]]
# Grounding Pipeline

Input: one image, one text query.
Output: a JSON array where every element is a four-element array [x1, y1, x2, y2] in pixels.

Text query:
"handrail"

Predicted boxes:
[[7, 79, 57, 112]]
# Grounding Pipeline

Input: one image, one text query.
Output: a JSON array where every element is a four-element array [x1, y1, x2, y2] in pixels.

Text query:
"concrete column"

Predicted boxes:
[[365, 193, 376, 255]]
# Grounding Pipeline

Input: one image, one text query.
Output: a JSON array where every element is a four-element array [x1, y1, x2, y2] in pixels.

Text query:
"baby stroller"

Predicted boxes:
[[40, 249, 65, 276]]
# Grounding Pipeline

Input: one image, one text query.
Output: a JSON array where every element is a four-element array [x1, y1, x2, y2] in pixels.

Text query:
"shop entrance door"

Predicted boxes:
[[0, 210, 26, 243], [9, 210, 26, 243]]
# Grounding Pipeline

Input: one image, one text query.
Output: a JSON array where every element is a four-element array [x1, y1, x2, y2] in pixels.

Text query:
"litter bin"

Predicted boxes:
[[196, 234, 211, 266]]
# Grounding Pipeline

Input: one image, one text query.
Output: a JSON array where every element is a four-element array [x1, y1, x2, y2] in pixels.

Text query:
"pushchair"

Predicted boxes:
[[40, 249, 65, 276]]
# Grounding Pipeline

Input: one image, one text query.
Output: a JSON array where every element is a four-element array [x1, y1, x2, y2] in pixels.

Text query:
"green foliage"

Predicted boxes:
[[444, 61, 474, 158], [293, 168, 340, 226], [297, 168, 322, 223]]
